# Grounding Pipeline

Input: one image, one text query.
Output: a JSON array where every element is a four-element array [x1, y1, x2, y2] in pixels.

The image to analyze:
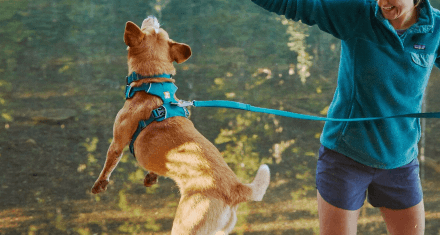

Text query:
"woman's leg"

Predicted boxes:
[[368, 158, 424, 235], [318, 190, 361, 235], [380, 200, 425, 235]]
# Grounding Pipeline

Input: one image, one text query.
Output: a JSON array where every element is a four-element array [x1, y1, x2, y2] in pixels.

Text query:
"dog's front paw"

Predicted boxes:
[[92, 179, 109, 194], [144, 172, 158, 187]]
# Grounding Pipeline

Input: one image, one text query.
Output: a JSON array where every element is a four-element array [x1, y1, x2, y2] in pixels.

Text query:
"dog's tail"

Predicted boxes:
[[246, 164, 270, 201]]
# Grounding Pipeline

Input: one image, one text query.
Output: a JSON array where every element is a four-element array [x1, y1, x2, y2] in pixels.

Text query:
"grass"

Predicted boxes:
[[1, 174, 440, 234]]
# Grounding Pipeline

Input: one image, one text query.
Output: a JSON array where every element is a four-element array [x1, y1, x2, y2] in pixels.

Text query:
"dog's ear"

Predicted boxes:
[[124, 21, 145, 47], [169, 42, 192, 64]]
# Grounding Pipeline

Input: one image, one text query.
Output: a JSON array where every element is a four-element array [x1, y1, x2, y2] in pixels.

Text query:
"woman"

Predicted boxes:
[[250, 0, 440, 234]]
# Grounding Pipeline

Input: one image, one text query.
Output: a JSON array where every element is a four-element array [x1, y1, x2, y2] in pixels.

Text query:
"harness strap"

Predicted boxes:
[[125, 83, 151, 99], [126, 71, 172, 84], [129, 103, 188, 157], [125, 81, 179, 100], [129, 106, 165, 155]]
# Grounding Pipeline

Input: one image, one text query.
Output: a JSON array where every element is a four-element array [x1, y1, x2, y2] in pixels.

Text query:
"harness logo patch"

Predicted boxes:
[[414, 44, 426, 50], [163, 92, 171, 99]]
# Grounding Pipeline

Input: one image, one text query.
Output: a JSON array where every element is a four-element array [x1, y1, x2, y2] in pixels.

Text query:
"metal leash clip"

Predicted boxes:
[[171, 100, 194, 107]]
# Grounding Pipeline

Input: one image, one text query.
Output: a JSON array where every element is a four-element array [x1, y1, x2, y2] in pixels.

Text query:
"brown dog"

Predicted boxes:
[[91, 16, 270, 235]]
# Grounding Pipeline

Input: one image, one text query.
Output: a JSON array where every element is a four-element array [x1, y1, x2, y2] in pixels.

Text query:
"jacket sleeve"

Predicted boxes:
[[251, 0, 367, 40]]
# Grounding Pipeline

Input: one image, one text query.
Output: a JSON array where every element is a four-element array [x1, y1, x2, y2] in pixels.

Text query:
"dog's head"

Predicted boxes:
[[124, 16, 192, 76]]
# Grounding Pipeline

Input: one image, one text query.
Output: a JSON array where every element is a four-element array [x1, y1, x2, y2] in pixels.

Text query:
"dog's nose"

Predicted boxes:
[[142, 16, 160, 33]]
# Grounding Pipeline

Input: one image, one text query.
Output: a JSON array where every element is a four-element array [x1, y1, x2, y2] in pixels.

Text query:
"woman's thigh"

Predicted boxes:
[[317, 190, 360, 235], [380, 200, 425, 235]]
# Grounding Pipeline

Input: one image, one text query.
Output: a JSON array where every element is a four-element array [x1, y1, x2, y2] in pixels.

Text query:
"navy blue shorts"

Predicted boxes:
[[316, 145, 423, 210]]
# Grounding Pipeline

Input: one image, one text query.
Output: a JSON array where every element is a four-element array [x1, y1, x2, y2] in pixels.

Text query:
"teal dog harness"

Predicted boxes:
[[125, 72, 189, 157]]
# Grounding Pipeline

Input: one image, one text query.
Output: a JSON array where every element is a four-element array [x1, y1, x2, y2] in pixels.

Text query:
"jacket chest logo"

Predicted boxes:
[[414, 44, 426, 50]]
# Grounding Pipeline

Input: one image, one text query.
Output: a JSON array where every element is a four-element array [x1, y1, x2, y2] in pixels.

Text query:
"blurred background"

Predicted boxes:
[[1, 0, 440, 234]]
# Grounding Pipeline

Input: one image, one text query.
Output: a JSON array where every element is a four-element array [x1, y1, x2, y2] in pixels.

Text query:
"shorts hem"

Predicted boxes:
[[368, 197, 423, 210], [316, 187, 364, 211]]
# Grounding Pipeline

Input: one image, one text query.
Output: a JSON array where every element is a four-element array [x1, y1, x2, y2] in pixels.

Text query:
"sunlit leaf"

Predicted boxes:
[[1, 113, 13, 121]]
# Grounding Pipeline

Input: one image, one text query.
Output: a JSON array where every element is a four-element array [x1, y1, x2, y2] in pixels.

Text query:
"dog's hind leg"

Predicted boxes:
[[171, 194, 233, 235], [171, 193, 210, 235], [214, 204, 238, 235]]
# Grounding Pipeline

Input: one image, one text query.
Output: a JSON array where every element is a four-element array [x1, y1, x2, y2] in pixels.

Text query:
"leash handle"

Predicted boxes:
[[189, 100, 440, 122]]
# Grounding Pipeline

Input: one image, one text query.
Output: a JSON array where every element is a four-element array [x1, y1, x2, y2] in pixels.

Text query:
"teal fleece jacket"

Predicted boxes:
[[251, 0, 440, 169]]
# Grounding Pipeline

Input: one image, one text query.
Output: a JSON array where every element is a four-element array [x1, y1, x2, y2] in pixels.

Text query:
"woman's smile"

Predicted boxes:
[[378, 0, 417, 29]]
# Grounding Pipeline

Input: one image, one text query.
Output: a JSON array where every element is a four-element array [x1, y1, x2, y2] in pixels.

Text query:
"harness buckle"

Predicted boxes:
[[152, 106, 166, 118], [125, 85, 133, 99], [171, 100, 194, 107]]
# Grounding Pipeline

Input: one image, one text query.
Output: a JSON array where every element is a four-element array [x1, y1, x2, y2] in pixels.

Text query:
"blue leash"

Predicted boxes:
[[173, 100, 440, 121]]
